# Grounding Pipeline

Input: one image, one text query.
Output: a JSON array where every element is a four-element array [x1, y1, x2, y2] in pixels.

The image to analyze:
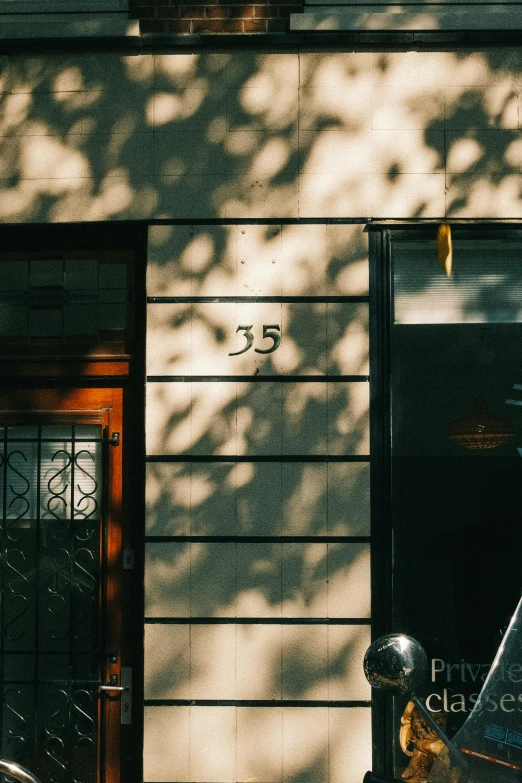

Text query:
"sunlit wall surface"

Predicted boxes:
[[145, 222, 371, 783], [0, 50, 521, 222], [1, 45, 521, 783]]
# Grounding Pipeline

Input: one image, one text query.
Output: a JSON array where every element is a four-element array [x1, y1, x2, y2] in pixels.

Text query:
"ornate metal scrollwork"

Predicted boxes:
[[0, 426, 103, 783]]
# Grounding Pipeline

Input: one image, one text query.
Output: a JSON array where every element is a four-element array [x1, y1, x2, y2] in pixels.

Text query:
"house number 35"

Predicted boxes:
[[228, 324, 281, 356]]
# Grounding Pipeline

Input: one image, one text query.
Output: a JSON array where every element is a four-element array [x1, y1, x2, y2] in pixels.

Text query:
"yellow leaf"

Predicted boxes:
[[437, 223, 452, 277]]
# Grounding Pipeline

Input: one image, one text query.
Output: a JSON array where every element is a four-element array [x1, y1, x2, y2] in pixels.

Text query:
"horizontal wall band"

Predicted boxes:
[[8, 32, 522, 58], [147, 296, 370, 304], [144, 217, 370, 225], [146, 455, 370, 463], [145, 535, 370, 544], [147, 375, 369, 383], [145, 617, 371, 625], [365, 220, 522, 233], [144, 699, 371, 708]]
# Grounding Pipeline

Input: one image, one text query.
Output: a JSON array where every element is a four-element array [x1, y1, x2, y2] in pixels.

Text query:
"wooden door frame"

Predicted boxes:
[[0, 222, 147, 783], [0, 386, 129, 783]]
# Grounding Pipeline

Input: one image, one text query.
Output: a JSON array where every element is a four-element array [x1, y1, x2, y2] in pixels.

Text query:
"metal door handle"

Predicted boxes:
[[98, 668, 133, 724], [0, 759, 42, 783]]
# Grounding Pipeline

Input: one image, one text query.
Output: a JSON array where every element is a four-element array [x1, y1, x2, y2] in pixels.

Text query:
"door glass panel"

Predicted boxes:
[[0, 424, 103, 783], [390, 237, 522, 781], [0, 258, 128, 340]]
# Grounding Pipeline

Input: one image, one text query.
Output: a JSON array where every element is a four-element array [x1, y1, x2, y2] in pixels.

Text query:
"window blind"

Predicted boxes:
[[393, 240, 522, 324]]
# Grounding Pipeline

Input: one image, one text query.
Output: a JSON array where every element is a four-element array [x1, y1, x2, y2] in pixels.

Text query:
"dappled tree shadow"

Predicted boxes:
[[2, 44, 522, 783], [0, 49, 521, 220]]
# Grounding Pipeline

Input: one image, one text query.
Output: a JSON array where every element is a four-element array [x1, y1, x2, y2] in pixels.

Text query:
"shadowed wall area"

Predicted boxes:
[[1, 46, 522, 783], [0, 49, 521, 221], [144, 220, 371, 783]]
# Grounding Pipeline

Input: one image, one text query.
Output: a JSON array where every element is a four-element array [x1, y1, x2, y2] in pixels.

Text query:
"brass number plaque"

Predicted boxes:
[[229, 324, 281, 356]]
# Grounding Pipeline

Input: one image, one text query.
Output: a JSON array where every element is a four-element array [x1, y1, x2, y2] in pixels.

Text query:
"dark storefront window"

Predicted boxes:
[[379, 230, 522, 782]]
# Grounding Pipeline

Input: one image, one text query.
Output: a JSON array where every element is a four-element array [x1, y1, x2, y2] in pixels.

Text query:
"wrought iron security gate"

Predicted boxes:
[[0, 422, 110, 783]]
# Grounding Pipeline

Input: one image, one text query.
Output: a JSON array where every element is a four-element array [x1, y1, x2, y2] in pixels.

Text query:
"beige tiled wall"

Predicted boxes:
[[145, 541, 371, 620], [144, 705, 372, 783], [6, 44, 522, 783], [145, 222, 371, 782], [146, 460, 370, 537], [0, 49, 521, 221]]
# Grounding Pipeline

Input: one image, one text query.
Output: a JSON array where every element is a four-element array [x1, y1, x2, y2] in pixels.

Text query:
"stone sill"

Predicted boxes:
[[0, 0, 126, 9], [0, 12, 136, 38], [290, 5, 522, 29]]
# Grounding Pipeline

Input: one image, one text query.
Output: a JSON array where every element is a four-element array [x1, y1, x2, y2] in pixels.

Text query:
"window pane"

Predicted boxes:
[[0, 305, 27, 335], [99, 263, 127, 288], [64, 259, 97, 290], [0, 260, 28, 290], [390, 236, 522, 780], [29, 259, 63, 288], [394, 240, 522, 324], [29, 308, 63, 338], [0, 257, 130, 342]]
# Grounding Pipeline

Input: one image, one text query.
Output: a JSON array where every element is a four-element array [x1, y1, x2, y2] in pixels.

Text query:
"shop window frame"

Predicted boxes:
[[368, 221, 522, 778]]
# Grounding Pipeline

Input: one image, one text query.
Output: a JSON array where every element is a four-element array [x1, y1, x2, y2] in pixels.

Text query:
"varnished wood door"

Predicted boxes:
[[0, 387, 125, 783]]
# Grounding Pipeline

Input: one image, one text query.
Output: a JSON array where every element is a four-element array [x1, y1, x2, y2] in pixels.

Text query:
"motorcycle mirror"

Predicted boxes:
[[363, 634, 428, 695]]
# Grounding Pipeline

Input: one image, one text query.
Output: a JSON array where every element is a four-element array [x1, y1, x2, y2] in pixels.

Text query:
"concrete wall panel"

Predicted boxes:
[[0, 50, 520, 221], [8, 44, 520, 783], [144, 541, 370, 620], [143, 706, 371, 783]]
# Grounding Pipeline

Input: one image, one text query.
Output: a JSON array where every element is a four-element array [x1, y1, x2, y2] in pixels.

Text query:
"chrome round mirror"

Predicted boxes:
[[363, 634, 428, 695]]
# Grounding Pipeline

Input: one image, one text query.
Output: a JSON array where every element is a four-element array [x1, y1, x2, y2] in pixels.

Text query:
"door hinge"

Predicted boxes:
[[109, 432, 120, 447]]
